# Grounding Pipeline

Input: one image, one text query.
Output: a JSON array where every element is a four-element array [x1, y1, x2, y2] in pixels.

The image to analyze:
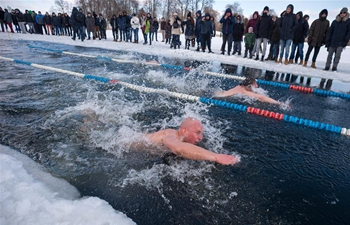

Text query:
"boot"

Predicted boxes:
[[288, 59, 293, 64], [261, 55, 264, 62], [254, 55, 259, 60], [278, 58, 282, 64], [303, 61, 307, 67], [265, 56, 272, 61], [311, 62, 316, 68], [284, 59, 289, 65], [323, 66, 330, 71], [298, 60, 303, 65], [332, 67, 337, 72], [196, 46, 200, 51]]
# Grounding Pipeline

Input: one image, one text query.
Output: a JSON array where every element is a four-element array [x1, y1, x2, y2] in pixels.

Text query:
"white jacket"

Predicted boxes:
[[131, 16, 140, 29]]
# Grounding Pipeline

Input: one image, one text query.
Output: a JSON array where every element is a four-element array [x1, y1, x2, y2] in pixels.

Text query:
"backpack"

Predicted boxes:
[[173, 20, 179, 29], [76, 12, 84, 22]]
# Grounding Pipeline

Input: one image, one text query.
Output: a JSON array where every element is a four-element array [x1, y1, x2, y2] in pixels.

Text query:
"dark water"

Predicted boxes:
[[1, 40, 350, 225]]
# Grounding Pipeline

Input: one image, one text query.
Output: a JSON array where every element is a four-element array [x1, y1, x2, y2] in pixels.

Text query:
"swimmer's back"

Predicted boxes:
[[145, 129, 178, 144]]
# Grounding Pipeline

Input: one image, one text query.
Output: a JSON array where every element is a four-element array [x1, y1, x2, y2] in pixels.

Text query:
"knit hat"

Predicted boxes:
[[187, 12, 191, 17], [248, 27, 253, 32], [340, 7, 348, 14], [263, 6, 269, 12]]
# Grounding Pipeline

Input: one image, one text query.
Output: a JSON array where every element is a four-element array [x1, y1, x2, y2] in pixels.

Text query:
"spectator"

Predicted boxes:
[[15, 9, 26, 34], [278, 4, 298, 65], [86, 12, 95, 40], [131, 13, 140, 43], [266, 11, 280, 61], [152, 17, 159, 41], [195, 10, 202, 51], [11, 9, 21, 33], [160, 17, 166, 42], [324, 7, 350, 71], [219, 8, 235, 55], [3, 9, 14, 33], [244, 26, 255, 58], [289, 11, 309, 64], [200, 12, 214, 53], [110, 14, 118, 41], [255, 6, 273, 61], [44, 12, 53, 35], [170, 12, 182, 49], [182, 12, 195, 50], [232, 15, 244, 55], [303, 9, 329, 68]]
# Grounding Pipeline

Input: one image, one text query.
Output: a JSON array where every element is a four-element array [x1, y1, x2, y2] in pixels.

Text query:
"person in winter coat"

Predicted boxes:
[[152, 17, 159, 41], [232, 14, 244, 55], [11, 9, 21, 33], [170, 12, 182, 49], [303, 9, 329, 68], [110, 14, 118, 41], [210, 17, 216, 38], [219, 8, 235, 55], [3, 9, 14, 33], [245, 11, 260, 55], [24, 10, 35, 33], [288, 11, 309, 64], [266, 13, 280, 62], [63, 13, 72, 36], [15, 9, 26, 34], [195, 10, 202, 51], [278, 4, 298, 65], [124, 12, 132, 42], [86, 12, 95, 40], [117, 12, 126, 41], [71, 7, 85, 41], [324, 7, 350, 71], [200, 12, 214, 53], [131, 13, 140, 43], [51, 12, 60, 35], [244, 26, 256, 58], [160, 17, 166, 42], [182, 12, 195, 49], [165, 19, 172, 44], [254, 6, 274, 61], [97, 13, 106, 40], [143, 13, 153, 45], [44, 12, 53, 35], [35, 11, 47, 34], [0, 7, 6, 32]]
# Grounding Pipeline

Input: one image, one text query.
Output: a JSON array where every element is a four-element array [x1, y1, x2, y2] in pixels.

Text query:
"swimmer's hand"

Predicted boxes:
[[215, 154, 240, 165]]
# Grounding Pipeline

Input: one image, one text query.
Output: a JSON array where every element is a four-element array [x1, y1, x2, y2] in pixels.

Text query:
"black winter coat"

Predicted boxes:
[[293, 12, 309, 43], [44, 15, 52, 25], [233, 21, 244, 41], [271, 18, 281, 42], [280, 12, 298, 40], [326, 13, 350, 48], [256, 13, 273, 39], [24, 13, 34, 23]]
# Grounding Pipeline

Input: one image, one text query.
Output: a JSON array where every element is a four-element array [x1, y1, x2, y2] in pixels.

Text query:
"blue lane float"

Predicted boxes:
[[2, 55, 349, 137]]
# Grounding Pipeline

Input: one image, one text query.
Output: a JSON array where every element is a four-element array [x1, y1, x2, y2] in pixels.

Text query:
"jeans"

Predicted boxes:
[[305, 45, 321, 62], [255, 38, 268, 56], [133, 28, 139, 42], [290, 42, 304, 60], [233, 41, 241, 54], [279, 39, 292, 59], [119, 29, 126, 41]]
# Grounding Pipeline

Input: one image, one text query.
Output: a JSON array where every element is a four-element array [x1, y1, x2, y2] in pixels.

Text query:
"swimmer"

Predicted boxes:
[[214, 77, 281, 105], [145, 117, 239, 165]]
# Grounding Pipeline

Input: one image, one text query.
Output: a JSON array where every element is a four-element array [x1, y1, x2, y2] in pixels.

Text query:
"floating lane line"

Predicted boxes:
[[28, 45, 350, 100], [2, 55, 349, 137]]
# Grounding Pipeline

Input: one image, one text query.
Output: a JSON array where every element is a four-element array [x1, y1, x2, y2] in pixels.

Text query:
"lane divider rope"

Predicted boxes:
[[28, 45, 350, 100], [2, 55, 349, 137]]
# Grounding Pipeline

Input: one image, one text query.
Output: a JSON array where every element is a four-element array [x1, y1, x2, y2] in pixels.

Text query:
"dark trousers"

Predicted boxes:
[[305, 45, 321, 62], [112, 28, 118, 40], [244, 44, 253, 57], [221, 33, 232, 53], [201, 33, 211, 52]]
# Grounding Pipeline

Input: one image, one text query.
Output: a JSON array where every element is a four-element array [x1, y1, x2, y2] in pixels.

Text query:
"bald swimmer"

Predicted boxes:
[[145, 117, 239, 165]]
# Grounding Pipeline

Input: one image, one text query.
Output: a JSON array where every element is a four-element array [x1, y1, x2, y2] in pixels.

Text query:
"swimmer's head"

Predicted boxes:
[[179, 117, 203, 144], [240, 77, 258, 91]]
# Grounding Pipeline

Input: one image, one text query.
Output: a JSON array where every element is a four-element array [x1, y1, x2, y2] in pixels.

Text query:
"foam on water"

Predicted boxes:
[[0, 145, 136, 225]]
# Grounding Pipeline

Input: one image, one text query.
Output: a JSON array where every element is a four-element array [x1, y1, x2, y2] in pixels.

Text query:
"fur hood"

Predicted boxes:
[[336, 12, 349, 22]]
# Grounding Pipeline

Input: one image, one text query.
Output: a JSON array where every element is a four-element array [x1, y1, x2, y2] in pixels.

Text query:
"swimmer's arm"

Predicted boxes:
[[244, 92, 281, 105], [214, 88, 237, 98], [163, 136, 238, 165]]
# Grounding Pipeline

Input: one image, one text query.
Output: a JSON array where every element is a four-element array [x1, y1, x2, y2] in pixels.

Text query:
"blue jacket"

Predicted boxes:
[[35, 13, 45, 24], [219, 8, 235, 34], [326, 12, 350, 48], [117, 15, 126, 30]]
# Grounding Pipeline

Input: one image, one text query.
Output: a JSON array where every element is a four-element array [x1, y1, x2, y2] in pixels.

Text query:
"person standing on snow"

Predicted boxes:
[[303, 9, 329, 68], [278, 4, 298, 65], [254, 6, 273, 61], [324, 7, 350, 72], [219, 8, 235, 55]]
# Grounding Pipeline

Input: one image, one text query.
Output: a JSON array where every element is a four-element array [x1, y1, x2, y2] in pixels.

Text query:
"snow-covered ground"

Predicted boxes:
[[1, 30, 349, 83]]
